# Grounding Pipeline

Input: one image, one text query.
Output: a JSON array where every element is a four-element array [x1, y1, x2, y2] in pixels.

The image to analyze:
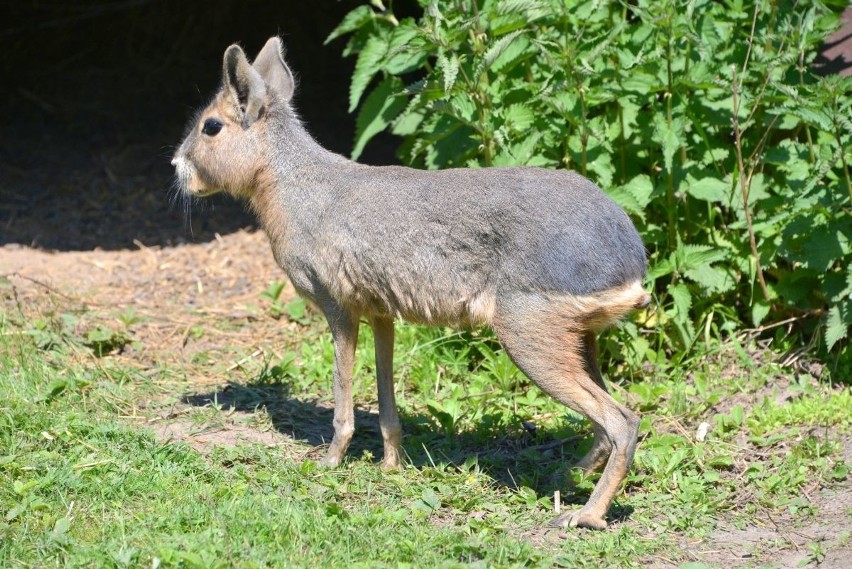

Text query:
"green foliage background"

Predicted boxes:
[[329, 0, 851, 368]]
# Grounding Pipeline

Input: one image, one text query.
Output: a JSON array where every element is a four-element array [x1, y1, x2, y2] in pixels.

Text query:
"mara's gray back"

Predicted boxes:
[[268, 157, 646, 297]]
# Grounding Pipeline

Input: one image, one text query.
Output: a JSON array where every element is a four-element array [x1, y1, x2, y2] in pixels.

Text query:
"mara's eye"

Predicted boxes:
[[202, 118, 223, 136]]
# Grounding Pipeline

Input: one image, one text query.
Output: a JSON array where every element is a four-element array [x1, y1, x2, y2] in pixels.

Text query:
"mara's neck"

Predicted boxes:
[[247, 107, 354, 243], [270, 107, 352, 178]]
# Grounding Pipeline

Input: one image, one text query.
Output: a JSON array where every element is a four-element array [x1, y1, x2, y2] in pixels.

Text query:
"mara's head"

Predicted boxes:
[[172, 37, 295, 199]]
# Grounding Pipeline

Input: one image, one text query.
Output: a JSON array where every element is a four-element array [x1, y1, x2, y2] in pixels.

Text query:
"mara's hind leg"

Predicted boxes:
[[493, 296, 640, 530], [572, 333, 613, 475]]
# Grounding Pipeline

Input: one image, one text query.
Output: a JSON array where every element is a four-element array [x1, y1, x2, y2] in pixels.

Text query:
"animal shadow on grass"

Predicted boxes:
[[183, 378, 635, 520]]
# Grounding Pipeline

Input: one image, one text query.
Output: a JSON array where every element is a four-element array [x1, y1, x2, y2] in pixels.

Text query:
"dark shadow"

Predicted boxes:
[[813, 9, 852, 77], [0, 0, 415, 251], [606, 503, 636, 525], [183, 378, 603, 507]]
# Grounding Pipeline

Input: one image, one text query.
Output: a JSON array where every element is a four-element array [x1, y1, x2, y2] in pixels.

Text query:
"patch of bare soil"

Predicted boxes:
[[708, 487, 852, 568], [156, 419, 289, 455], [686, 473, 852, 569], [2, 229, 295, 378]]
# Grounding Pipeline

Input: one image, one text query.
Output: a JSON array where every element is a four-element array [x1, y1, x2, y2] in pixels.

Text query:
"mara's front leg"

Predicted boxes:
[[319, 304, 360, 467], [370, 315, 402, 469]]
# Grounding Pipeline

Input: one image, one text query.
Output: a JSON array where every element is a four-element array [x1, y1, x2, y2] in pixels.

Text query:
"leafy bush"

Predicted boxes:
[[330, 0, 851, 363]]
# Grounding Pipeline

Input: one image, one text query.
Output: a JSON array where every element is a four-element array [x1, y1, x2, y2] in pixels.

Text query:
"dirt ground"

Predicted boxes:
[[2, 5, 851, 567], [1, 229, 290, 382]]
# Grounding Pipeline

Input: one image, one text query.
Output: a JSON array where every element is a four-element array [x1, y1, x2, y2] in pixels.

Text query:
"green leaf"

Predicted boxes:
[[607, 174, 654, 218], [679, 245, 728, 270], [13, 479, 37, 495], [437, 52, 460, 94], [490, 35, 532, 73], [618, 97, 640, 139], [792, 106, 833, 131], [175, 551, 206, 568], [669, 284, 692, 319], [495, 0, 548, 19], [751, 300, 771, 327], [621, 71, 663, 93], [421, 488, 440, 511], [285, 298, 307, 322], [647, 257, 675, 281], [502, 103, 534, 131], [653, 116, 684, 173], [43, 379, 68, 401], [448, 92, 477, 123], [801, 227, 847, 272], [260, 280, 286, 302], [478, 30, 525, 76], [86, 328, 114, 343], [844, 266, 852, 300], [686, 177, 729, 203], [53, 517, 71, 535], [383, 23, 424, 75], [684, 264, 734, 293], [606, 190, 641, 217], [625, 175, 654, 207], [5, 502, 26, 522], [349, 34, 389, 112], [392, 104, 425, 137], [706, 454, 734, 469], [825, 304, 848, 351], [326, 5, 375, 45], [493, 132, 542, 166], [510, 132, 543, 165], [586, 145, 616, 188], [352, 76, 407, 160]]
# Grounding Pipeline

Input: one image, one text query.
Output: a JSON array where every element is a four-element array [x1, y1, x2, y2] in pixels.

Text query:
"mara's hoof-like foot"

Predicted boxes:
[[380, 452, 402, 471], [549, 508, 608, 530], [319, 453, 343, 468]]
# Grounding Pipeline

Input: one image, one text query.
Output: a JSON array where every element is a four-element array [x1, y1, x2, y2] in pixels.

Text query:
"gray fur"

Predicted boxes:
[[172, 37, 649, 530], [255, 114, 646, 321]]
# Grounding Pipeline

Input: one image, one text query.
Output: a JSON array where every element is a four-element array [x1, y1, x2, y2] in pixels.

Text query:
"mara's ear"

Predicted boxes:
[[223, 44, 267, 128], [252, 37, 296, 104]]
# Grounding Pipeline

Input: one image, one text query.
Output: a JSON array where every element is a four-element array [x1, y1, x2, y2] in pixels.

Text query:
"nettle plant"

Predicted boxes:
[[330, 0, 851, 364]]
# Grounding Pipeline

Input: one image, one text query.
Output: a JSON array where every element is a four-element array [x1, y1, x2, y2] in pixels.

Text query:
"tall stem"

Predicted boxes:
[[732, 67, 770, 303], [836, 117, 852, 205], [579, 86, 588, 175], [665, 24, 676, 250]]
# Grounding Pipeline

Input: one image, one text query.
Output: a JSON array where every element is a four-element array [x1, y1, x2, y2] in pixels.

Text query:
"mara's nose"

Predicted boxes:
[[170, 157, 179, 167]]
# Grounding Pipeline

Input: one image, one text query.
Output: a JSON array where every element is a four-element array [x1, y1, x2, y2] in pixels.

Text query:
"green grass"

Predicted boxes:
[[1, 296, 849, 568]]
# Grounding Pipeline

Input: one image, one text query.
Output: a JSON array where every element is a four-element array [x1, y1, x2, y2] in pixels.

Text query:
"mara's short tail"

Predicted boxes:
[[634, 290, 652, 310], [566, 280, 651, 332]]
